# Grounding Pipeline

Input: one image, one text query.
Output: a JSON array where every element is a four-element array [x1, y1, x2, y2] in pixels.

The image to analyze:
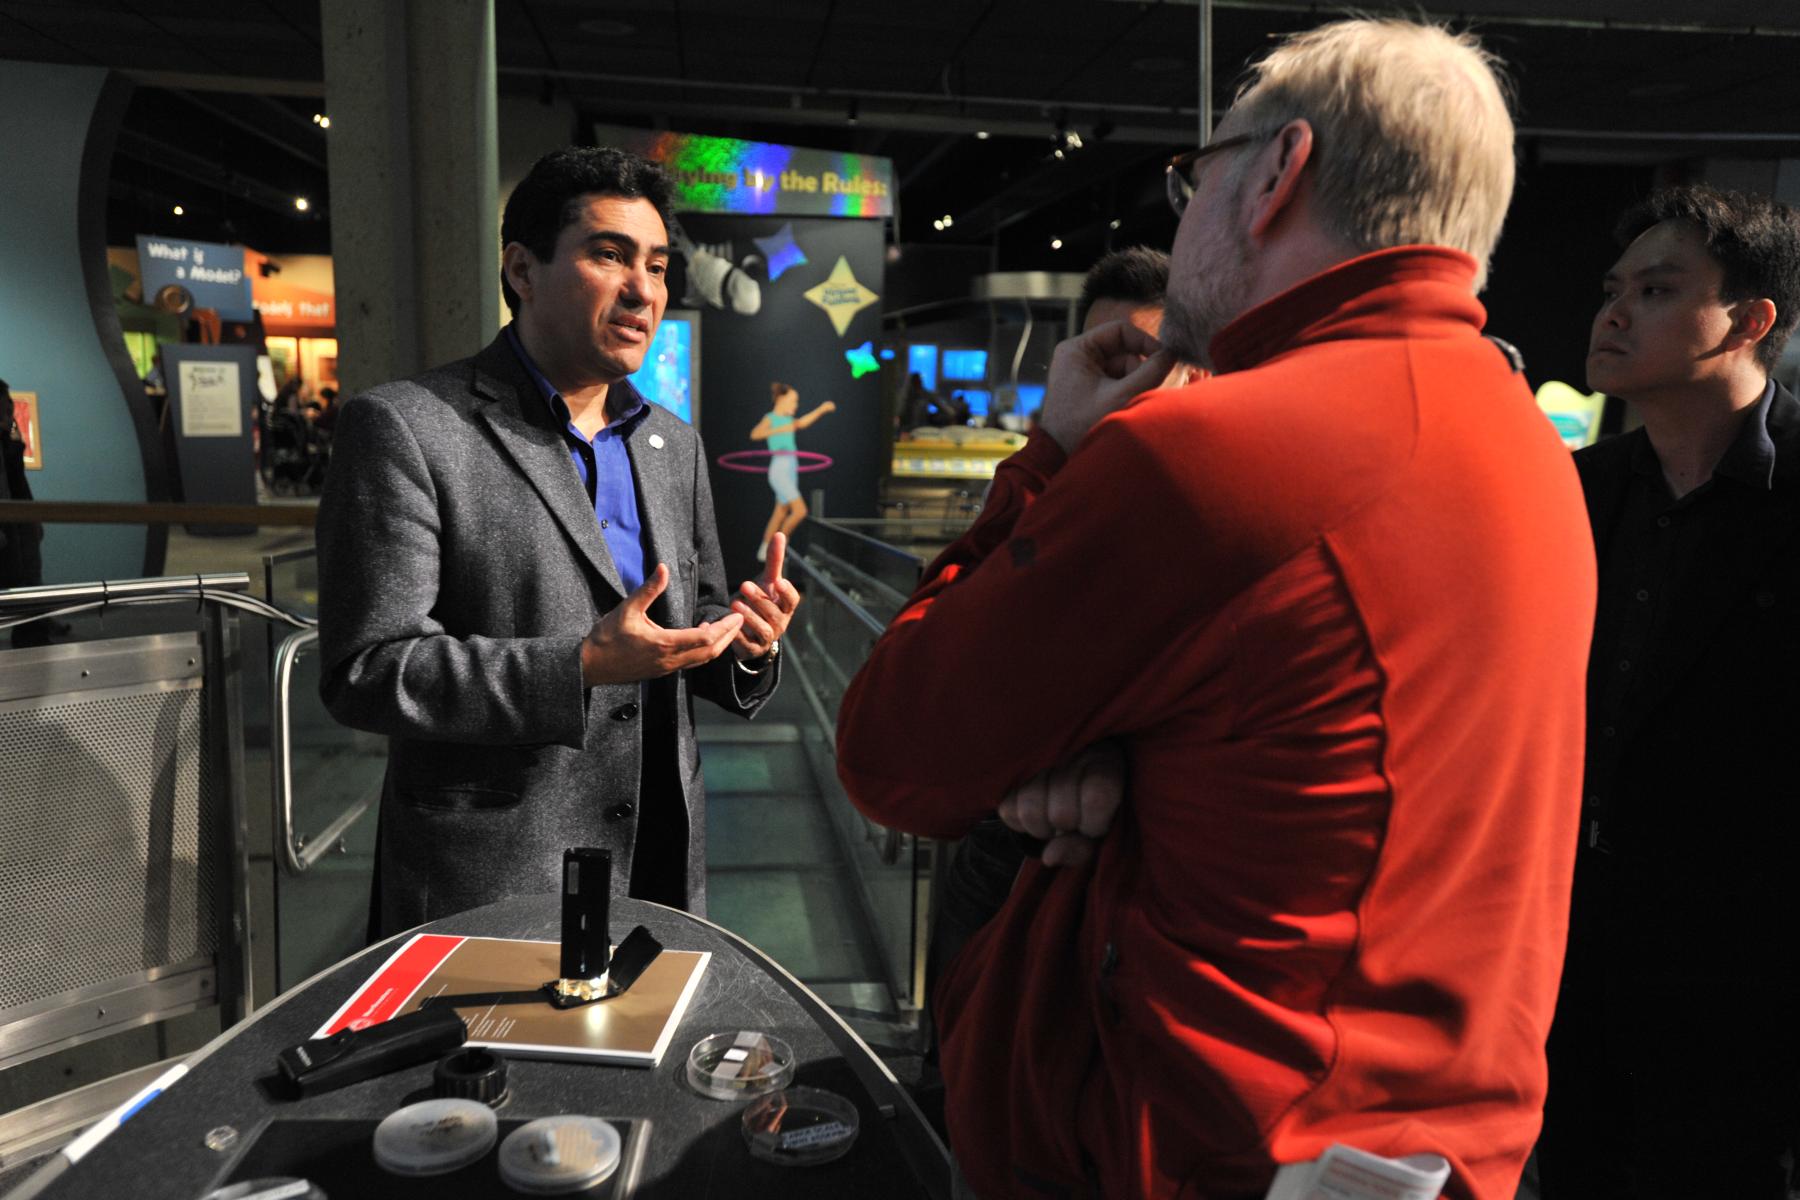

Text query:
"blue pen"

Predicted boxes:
[[8, 1062, 189, 1200]]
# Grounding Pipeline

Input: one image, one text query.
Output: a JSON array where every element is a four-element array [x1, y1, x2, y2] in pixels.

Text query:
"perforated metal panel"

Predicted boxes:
[[0, 664, 222, 1013]]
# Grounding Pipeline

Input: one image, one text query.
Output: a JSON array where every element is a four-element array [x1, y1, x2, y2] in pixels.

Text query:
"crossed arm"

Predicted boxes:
[[837, 321, 1178, 858]]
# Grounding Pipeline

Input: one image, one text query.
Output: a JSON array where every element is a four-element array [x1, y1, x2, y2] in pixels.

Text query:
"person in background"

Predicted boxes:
[[837, 18, 1592, 1199], [1537, 184, 1800, 1198], [750, 381, 835, 562]]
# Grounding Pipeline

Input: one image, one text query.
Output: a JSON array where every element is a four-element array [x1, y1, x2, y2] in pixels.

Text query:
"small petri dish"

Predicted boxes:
[[497, 1115, 622, 1195], [741, 1086, 860, 1166], [372, 1098, 498, 1177], [686, 1031, 795, 1100]]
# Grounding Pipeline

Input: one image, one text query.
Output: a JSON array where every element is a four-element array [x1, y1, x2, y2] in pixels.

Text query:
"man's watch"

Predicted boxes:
[[737, 639, 780, 674]]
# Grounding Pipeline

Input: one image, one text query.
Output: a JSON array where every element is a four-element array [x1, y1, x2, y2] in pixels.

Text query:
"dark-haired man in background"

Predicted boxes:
[[318, 147, 794, 937], [1538, 184, 1800, 1197]]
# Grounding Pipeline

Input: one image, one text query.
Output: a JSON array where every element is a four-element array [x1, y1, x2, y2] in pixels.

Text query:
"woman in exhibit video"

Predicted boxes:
[[750, 381, 834, 561]]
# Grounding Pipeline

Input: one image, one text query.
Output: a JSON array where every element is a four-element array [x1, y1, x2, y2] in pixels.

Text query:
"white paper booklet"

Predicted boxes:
[[1264, 1143, 1452, 1200]]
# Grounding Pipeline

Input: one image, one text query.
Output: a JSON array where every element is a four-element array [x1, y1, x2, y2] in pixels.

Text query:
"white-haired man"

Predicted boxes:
[[838, 18, 1593, 1200]]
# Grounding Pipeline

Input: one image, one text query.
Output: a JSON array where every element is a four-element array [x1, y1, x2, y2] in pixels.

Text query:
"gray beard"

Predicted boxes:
[[1159, 226, 1252, 372]]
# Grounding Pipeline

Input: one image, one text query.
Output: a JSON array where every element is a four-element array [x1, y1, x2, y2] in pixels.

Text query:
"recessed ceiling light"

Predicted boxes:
[[1050, 237, 1063, 250], [172, 204, 184, 216], [294, 197, 310, 212], [577, 18, 636, 36]]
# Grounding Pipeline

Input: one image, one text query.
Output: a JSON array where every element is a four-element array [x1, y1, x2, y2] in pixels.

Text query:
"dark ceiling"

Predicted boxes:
[[3, 0, 1799, 269]]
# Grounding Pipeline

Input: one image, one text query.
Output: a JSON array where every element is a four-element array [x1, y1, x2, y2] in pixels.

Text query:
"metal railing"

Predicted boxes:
[[271, 627, 374, 873], [785, 519, 950, 1014], [0, 575, 256, 1068]]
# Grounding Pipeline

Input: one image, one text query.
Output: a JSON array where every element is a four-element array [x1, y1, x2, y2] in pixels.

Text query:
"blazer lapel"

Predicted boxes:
[[470, 336, 628, 603]]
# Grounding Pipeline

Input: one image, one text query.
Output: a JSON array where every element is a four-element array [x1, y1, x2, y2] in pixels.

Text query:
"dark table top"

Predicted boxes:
[[24, 896, 951, 1199]]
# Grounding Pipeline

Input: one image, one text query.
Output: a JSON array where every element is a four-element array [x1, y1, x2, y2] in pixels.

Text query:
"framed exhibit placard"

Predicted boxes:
[[176, 360, 245, 438], [11, 391, 40, 469]]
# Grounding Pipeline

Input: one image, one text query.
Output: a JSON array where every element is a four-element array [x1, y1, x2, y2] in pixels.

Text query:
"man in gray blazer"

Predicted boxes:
[[317, 147, 793, 937]]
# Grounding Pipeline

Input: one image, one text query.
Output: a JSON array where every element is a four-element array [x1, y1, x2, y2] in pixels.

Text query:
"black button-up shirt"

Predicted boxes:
[[1582, 380, 1777, 850]]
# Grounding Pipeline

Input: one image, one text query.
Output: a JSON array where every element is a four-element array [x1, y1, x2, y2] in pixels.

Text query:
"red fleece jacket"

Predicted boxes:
[[837, 247, 1595, 1199]]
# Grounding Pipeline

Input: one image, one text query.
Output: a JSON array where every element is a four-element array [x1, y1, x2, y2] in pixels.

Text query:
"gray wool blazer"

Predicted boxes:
[[316, 331, 776, 936]]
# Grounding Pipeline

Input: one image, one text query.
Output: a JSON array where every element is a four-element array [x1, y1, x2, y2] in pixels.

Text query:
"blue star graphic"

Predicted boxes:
[[752, 223, 808, 281]]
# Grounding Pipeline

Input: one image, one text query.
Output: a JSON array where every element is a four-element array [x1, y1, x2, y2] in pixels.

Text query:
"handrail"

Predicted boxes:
[[826, 517, 977, 528], [807, 520, 926, 574], [802, 543, 913, 615], [785, 548, 888, 639], [0, 572, 249, 609], [271, 626, 372, 873], [0, 500, 317, 526]]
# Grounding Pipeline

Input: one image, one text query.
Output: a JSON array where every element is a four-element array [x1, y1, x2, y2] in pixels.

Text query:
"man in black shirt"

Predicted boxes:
[[1537, 185, 1800, 1197]]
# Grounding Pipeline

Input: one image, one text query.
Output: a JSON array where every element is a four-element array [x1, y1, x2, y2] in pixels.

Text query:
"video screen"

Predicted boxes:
[[941, 349, 988, 381], [1014, 384, 1045, 415], [629, 310, 699, 424], [908, 343, 938, 391]]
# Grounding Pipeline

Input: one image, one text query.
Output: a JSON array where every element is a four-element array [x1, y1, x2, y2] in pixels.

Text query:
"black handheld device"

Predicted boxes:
[[276, 1005, 467, 1097]]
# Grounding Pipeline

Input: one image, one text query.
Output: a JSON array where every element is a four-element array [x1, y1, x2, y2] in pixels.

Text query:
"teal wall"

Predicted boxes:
[[0, 61, 150, 582]]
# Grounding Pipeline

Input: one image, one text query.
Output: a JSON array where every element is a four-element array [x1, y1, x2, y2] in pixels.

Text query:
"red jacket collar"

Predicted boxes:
[[1209, 245, 1486, 374]]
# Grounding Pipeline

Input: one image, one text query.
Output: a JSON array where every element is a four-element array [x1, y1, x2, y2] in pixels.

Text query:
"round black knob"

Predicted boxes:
[[433, 1047, 509, 1107]]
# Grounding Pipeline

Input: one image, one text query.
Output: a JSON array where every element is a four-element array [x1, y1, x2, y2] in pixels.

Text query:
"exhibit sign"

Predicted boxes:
[[163, 344, 258, 532], [11, 391, 40, 469], [593, 123, 894, 219], [252, 274, 335, 335], [135, 235, 254, 320], [176, 360, 244, 438]]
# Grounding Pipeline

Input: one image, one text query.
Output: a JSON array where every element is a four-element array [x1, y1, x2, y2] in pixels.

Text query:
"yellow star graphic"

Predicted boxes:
[[803, 256, 879, 337]]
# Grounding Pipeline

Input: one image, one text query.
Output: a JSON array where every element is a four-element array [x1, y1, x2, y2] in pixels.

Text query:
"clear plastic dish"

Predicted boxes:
[[497, 1115, 622, 1194], [371, 1098, 498, 1177], [740, 1086, 859, 1166], [685, 1030, 795, 1100]]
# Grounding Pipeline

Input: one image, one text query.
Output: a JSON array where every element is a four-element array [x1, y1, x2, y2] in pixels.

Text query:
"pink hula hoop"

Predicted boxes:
[[716, 448, 834, 473]]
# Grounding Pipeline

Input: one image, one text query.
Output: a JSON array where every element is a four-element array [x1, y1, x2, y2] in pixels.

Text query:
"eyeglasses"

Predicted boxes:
[[1164, 133, 1258, 216]]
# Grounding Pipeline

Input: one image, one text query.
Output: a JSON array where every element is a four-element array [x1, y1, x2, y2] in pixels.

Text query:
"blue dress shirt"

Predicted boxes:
[[505, 325, 650, 593]]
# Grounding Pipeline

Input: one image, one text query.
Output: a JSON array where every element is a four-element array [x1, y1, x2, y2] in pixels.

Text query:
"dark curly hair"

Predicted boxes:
[[1075, 246, 1171, 330], [1615, 184, 1800, 372], [500, 147, 675, 315]]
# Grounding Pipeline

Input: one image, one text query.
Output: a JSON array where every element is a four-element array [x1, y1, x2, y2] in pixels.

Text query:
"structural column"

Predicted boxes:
[[320, 0, 499, 392]]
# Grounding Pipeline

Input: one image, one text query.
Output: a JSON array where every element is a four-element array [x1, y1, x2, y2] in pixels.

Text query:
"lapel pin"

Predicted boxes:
[[648, 434, 665, 449]]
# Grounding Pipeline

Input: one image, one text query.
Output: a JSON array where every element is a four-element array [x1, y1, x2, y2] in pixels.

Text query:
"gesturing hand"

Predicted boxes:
[[731, 531, 801, 661], [1040, 320, 1178, 456], [582, 564, 744, 686], [997, 741, 1127, 868]]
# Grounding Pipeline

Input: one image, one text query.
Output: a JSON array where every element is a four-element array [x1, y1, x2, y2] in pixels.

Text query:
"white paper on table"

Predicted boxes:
[[1264, 1143, 1452, 1200]]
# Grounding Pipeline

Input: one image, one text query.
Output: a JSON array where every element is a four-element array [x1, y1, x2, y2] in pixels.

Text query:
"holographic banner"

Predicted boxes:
[[592, 124, 894, 219]]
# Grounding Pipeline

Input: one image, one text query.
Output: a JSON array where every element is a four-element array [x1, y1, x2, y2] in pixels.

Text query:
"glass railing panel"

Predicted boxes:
[[263, 547, 379, 991], [784, 530, 940, 1011]]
